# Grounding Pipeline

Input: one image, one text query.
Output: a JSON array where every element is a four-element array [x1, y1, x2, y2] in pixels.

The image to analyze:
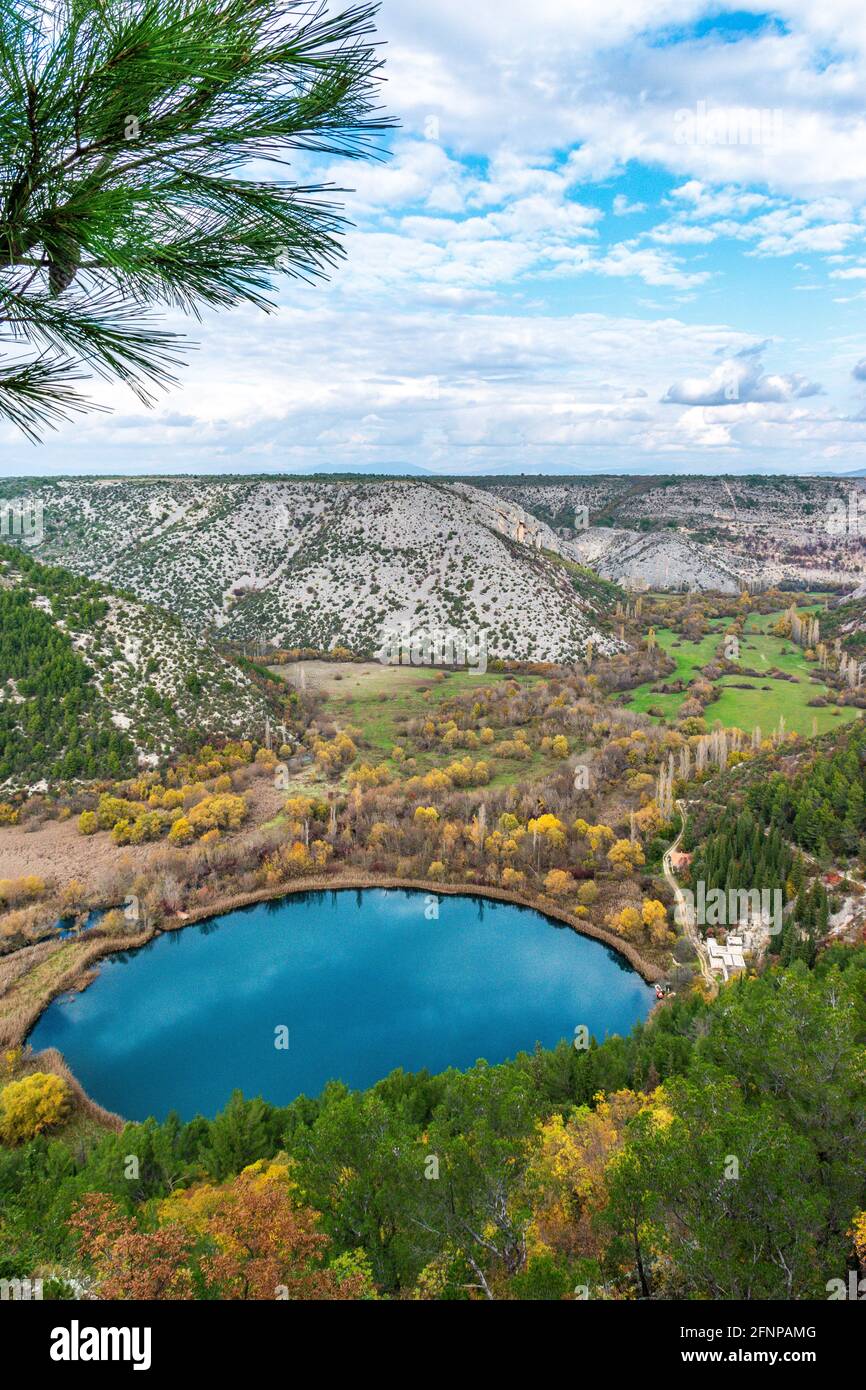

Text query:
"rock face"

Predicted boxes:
[[10, 479, 623, 664], [566, 527, 743, 593], [483, 476, 866, 591]]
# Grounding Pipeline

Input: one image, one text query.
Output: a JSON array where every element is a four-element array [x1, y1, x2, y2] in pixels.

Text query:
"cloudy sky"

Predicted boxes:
[[8, 0, 866, 476]]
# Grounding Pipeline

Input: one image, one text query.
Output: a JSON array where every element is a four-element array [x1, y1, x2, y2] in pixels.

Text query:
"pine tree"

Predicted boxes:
[[0, 0, 392, 437]]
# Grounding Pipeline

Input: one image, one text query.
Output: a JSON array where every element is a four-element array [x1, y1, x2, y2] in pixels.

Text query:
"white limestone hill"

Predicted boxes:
[[482, 476, 865, 591], [566, 526, 744, 593], [11, 479, 623, 664]]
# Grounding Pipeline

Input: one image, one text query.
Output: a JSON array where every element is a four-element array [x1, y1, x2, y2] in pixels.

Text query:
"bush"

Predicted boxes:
[[0, 1072, 72, 1145], [577, 880, 599, 906], [544, 869, 573, 898], [187, 793, 248, 834], [168, 816, 194, 846]]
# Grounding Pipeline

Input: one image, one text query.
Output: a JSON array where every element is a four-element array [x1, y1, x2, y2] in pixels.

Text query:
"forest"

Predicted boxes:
[[687, 803, 829, 966], [746, 722, 866, 860], [0, 550, 134, 782]]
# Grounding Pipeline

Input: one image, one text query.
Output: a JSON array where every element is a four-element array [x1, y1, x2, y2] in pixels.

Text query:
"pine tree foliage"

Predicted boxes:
[[0, 0, 392, 438], [690, 805, 795, 901], [748, 724, 866, 861]]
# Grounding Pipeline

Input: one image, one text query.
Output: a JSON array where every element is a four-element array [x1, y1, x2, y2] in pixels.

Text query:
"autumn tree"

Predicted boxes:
[[543, 868, 573, 899], [641, 898, 669, 943], [0, 1070, 72, 1143], [195, 1169, 366, 1300], [525, 1090, 642, 1268], [71, 1193, 195, 1299], [607, 838, 645, 875], [72, 1167, 368, 1300]]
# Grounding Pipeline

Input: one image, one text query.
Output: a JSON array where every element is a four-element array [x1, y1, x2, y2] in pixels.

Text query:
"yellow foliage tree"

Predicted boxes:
[[607, 838, 645, 874], [577, 880, 599, 906], [634, 801, 662, 836], [641, 898, 669, 942], [525, 1091, 642, 1263], [0, 1072, 72, 1144], [187, 793, 248, 834], [609, 905, 642, 938], [168, 816, 194, 846], [502, 866, 527, 892], [544, 869, 574, 899], [528, 814, 567, 857]]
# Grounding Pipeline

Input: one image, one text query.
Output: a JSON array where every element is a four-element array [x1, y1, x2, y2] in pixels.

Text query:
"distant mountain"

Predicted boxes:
[[0, 545, 276, 790], [7, 474, 863, 682], [10, 478, 623, 664]]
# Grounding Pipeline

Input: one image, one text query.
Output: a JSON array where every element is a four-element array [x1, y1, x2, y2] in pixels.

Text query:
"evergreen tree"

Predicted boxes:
[[1, 0, 392, 437]]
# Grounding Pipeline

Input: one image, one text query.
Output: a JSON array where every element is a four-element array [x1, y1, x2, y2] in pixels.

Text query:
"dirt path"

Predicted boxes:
[[663, 799, 716, 994]]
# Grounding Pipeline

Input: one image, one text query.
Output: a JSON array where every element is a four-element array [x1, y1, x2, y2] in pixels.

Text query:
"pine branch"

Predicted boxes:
[[0, 347, 97, 441], [0, 0, 395, 439]]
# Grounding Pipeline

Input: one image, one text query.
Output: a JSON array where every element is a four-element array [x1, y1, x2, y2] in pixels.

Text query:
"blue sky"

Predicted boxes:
[[7, 0, 866, 476]]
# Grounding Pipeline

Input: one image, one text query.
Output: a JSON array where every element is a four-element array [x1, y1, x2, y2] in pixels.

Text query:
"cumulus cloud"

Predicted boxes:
[[613, 194, 647, 215], [662, 353, 824, 407], [592, 243, 712, 289], [6, 1, 866, 477], [3, 297, 851, 478], [380, 5, 866, 201]]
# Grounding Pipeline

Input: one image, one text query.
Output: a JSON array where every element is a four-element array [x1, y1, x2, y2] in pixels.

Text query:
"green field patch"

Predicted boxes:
[[627, 624, 860, 737], [286, 663, 562, 784]]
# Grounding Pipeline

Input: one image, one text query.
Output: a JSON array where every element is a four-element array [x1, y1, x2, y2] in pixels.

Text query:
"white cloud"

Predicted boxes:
[[662, 352, 824, 407], [592, 243, 712, 289], [8, 1, 866, 476], [649, 223, 719, 245], [613, 194, 647, 215], [6, 298, 851, 476]]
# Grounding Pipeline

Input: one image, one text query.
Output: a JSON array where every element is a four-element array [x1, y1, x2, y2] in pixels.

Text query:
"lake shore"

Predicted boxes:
[[6, 874, 664, 1130], [6, 875, 667, 1050]]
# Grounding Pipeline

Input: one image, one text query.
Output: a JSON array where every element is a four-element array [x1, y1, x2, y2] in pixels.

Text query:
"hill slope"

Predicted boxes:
[[11, 479, 623, 663], [566, 526, 743, 593], [482, 475, 866, 591], [0, 547, 276, 789]]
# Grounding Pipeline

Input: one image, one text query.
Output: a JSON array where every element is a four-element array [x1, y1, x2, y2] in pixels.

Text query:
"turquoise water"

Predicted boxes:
[[29, 889, 654, 1121]]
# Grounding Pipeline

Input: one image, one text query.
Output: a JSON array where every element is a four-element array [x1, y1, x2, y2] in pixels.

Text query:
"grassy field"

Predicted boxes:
[[627, 618, 861, 737], [274, 661, 564, 787]]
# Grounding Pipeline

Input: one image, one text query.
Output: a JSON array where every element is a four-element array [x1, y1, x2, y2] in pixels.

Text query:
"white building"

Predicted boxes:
[[706, 934, 747, 982]]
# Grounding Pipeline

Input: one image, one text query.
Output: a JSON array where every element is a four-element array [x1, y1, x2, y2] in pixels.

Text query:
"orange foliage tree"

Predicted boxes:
[[71, 1170, 368, 1301]]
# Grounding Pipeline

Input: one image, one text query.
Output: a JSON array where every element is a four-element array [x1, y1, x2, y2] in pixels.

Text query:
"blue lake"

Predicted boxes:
[[28, 889, 655, 1121]]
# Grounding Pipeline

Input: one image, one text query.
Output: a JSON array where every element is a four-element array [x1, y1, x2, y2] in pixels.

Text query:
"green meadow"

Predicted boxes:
[[627, 613, 861, 738], [280, 661, 560, 787]]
